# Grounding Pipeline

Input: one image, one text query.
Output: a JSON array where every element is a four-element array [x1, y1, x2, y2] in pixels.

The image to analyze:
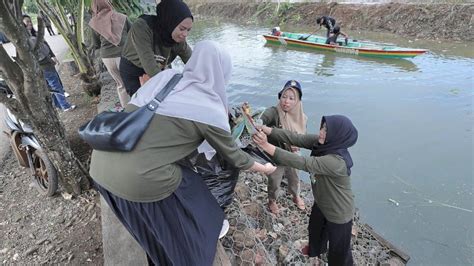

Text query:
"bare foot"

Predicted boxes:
[[293, 196, 305, 210], [301, 245, 309, 256], [268, 200, 279, 215]]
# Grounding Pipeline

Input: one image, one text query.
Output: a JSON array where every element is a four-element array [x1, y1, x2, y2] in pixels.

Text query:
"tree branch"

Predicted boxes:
[[35, 17, 45, 51]]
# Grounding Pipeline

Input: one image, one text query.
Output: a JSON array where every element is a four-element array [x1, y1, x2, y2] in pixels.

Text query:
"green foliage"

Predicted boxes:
[[230, 104, 265, 147], [110, 0, 144, 20], [274, 2, 294, 25], [23, 0, 39, 14]]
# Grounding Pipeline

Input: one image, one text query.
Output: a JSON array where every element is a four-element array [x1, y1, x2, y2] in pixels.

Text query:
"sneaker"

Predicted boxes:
[[219, 219, 229, 239], [63, 105, 76, 112], [64, 92, 70, 98]]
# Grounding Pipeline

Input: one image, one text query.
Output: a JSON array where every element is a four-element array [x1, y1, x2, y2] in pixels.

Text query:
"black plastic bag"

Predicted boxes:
[[179, 151, 239, 209], [179, 147, 273, 209]]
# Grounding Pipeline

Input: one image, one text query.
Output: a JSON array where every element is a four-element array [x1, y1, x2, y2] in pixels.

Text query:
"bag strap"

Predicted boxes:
[[147, 73, 183, 111]]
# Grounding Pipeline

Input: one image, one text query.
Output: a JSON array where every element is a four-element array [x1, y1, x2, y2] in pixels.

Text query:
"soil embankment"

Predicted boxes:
[[190, 2, 474, 41]]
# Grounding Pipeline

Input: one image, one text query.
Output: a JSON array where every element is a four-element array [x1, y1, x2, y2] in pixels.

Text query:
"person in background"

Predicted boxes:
[[316, 16, 349, 45], [120, 0, 193, 96], [39, 10, 55, 36], [23, 15, 75, 111], [271, 26, 282, 36], [89, 0, 131, 107], [325, 26, 349, 46], [253, 115, 358, 266], [90, 40, 276, 265], [316, 15, 337, 38], [260, 80, 307, 215]]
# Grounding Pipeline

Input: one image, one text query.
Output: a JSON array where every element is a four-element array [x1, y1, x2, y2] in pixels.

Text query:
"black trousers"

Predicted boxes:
[[326, 26, 341, 44], [308, 203, 354, 266], [119, 57, 145, 96], [46, 26, 55, 36]]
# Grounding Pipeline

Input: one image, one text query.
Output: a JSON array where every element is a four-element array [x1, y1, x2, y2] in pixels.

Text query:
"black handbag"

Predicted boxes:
[[78, 73, 183, 152]]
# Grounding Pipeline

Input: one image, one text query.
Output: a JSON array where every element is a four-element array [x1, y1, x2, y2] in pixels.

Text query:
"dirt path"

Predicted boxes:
[[0, 60, 103, 264], [0, 34, 69, 160]]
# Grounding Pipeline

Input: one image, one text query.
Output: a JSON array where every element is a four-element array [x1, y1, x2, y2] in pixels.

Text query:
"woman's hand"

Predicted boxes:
[[253, 131, 277, 156], [255, 125, 272, 135], [291, 146, 300, 153], [252, 130, 268, 146], [139, 74, 150, 86], [263, 163, 277, 175]]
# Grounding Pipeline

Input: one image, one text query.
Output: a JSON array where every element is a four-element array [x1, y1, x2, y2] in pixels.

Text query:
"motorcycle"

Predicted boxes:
[[0, 78, 58, 196]]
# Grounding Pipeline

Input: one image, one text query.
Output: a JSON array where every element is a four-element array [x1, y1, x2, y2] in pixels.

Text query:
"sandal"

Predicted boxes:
[[293, 196, 305, 210]]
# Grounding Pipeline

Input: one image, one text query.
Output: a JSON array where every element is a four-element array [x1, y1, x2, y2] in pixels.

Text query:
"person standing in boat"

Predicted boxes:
[[119, 0, 193, 96], [260, 80, 308, 215], [316, 16, 349, 45], [326, 26, 349, 46], [316, 16, 337, 38], [253, 115, 358, 266]]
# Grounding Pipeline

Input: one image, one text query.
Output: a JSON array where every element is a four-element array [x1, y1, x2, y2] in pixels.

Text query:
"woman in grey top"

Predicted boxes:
[[90, 40, 275, 265], [254, 115, 358, 266]]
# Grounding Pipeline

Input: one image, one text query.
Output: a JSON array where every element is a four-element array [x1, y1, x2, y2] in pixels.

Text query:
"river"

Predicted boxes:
[[182, 20, 473, 265]]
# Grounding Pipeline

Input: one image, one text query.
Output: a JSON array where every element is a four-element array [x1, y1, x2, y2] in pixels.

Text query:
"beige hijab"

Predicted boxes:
[[89, 0, 126, 46], [276, 87, 307, 134]]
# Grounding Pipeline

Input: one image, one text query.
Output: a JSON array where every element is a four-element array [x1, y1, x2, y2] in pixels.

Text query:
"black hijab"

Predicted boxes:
[[310, 115, 358, 175], [155, 0, 193, 47]]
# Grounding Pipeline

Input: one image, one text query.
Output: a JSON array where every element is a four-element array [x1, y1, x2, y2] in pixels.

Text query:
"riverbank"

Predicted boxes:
[[189, 1, 474, 41], [0, 56, 410, 265], [221, 171, 409, 265]]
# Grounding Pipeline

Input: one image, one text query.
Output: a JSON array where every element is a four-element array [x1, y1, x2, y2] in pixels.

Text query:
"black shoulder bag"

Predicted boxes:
[[78, 73, 182, 152]]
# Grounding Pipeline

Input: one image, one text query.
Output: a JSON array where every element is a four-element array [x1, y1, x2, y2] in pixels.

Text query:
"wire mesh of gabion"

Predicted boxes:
[[220, 171, 397, 265]]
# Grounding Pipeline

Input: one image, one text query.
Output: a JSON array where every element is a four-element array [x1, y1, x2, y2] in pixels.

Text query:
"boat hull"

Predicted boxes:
[[263, 34, 426, 59]]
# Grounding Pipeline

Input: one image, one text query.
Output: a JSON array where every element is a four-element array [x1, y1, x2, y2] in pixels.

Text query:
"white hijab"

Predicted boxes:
[[129, 40, 232, 158]]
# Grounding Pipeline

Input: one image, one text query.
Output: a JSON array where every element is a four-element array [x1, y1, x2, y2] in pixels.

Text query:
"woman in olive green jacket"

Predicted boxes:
[[254, 115, 358, 266], [90, 0, 131, 107], [119, 0, 193, 96], [91, 41, 275, 265], [260, 80, 308, 215]]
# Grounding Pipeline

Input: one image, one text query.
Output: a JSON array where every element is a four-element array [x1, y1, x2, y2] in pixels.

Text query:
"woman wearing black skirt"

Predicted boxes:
[[90, 40, 276, 265]]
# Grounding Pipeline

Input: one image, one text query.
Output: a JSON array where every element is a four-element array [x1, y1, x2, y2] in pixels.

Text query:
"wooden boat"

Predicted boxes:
[[263, 31, 427, 59]]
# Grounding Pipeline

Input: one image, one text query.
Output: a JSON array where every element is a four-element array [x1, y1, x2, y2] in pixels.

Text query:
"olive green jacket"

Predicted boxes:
[[122, 18, 192, 77], [269, 128, 354, 224], [90, 105, 254, 203]]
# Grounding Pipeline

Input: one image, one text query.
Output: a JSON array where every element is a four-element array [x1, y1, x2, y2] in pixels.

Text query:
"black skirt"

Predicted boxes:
[[96, 166, 224, 265], [119, 57, 145, 96]]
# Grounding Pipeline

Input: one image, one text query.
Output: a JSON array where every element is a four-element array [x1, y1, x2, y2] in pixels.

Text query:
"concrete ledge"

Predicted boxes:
[[100, 196, 147, 266], [97, 78, 147, 265]]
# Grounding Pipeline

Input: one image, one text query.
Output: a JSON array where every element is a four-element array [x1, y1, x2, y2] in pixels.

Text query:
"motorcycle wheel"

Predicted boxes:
[[32, 149, 58, 196]]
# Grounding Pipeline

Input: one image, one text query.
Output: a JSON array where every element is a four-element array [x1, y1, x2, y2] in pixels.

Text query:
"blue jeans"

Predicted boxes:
[[42, 68, 71, 110]]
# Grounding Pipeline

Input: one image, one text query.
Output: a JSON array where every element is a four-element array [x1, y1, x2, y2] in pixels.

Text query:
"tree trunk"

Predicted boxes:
[[0, 0, 90, 195]]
